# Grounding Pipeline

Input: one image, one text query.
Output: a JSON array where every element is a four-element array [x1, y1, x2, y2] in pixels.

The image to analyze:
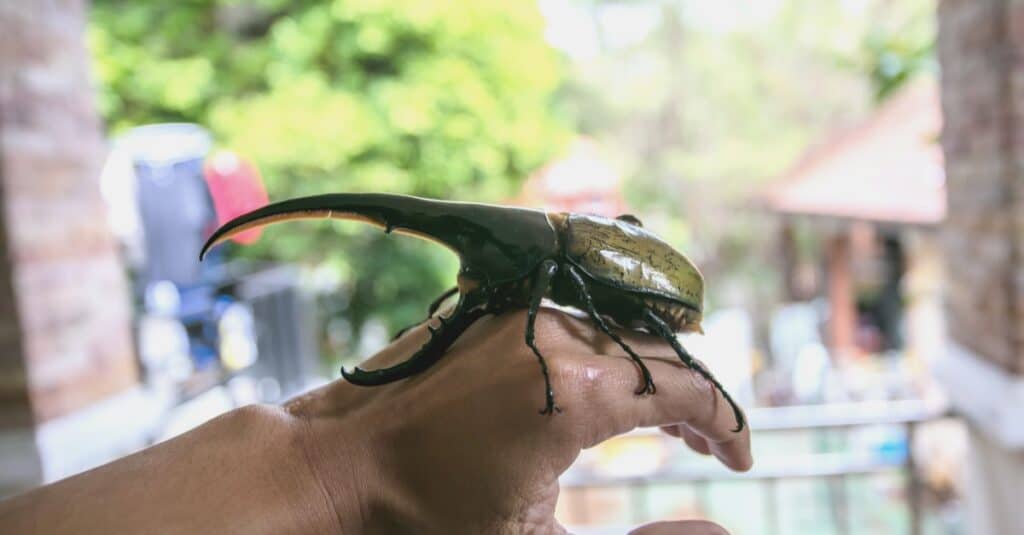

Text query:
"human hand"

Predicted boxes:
[[284, 308, 751, 534]]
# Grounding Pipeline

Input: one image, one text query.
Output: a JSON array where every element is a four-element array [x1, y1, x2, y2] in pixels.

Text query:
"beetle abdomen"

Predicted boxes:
[[557, 213, 704, 315]]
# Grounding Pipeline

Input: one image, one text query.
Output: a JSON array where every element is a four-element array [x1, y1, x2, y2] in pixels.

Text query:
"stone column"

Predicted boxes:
[[937, 0, 1024, 532], [0, 0, 138, 490]]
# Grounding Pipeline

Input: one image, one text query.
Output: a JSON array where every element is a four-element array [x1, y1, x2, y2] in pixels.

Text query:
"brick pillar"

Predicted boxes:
[[0, 0, 136, 450], [939, 0, 1024, 374], [937, 0, 1024, 532]]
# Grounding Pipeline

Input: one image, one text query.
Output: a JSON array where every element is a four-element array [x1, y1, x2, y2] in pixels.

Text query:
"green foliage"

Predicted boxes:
[[559, 0, 934, 308], [857, 1, 936, 102], [89, 0, 570, 360], [562, 2, 872, 268]]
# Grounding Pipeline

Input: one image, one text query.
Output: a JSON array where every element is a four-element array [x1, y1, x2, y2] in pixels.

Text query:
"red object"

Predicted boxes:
[[202, 151, 269, 244]]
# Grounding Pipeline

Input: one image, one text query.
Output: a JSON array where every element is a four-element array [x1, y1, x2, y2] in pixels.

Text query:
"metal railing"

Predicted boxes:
[[560, 399, 950, 535]]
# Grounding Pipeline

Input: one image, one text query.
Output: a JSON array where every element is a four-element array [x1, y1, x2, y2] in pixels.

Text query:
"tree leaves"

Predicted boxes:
[[89, 0, 570, 360]]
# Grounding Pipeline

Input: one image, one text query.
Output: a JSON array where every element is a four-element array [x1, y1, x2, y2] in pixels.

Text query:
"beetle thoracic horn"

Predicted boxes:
[[199, 193, 557, 285]]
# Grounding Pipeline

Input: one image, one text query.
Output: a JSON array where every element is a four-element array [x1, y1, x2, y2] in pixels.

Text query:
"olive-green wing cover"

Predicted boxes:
[[564, 214, 703, 311]]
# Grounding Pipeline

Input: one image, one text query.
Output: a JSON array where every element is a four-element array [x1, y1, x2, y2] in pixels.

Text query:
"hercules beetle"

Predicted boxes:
[[200, 193, 745, 432]]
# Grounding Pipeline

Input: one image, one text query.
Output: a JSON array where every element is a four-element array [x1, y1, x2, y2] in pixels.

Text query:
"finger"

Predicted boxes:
[[659, 424, 682, 438], [659, 424, 710, 455], [562, 352, 752, 471], [680, 425, 712, 456], [629, 520, 729, 535], [531, 310, 751, 470]]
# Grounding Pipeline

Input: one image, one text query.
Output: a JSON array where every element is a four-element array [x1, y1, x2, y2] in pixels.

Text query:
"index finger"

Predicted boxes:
[[525, 310, 752, 470], [565, 352, 752, 471]]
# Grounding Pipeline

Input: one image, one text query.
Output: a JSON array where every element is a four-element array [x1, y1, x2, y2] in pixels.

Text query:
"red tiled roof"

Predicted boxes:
[[763, 79, 946, 225], [518, 138, 626, 217]]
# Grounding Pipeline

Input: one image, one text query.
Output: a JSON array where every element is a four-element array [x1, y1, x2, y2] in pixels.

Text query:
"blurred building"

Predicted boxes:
[[762, 80, 946, 397], [754, 86, 955, 535]]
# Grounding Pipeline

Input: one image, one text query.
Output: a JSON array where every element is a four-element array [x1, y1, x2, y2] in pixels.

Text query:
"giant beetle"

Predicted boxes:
[[201, 193, 744, 432]]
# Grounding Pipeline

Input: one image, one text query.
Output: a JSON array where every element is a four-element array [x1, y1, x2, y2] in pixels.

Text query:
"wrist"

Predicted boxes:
[[228, 404, 368, 533], [278, 402, 383, 534]]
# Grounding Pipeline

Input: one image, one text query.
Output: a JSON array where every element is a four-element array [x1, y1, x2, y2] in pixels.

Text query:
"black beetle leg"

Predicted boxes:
[[343, 292, 488, 386], [391, 323, 417, 343], [427, 286, 460, 316], [392, 286, 460, 341], [565, 265, 656, 396], [525, 259, 561, 415], [642, 308, 746, 433]]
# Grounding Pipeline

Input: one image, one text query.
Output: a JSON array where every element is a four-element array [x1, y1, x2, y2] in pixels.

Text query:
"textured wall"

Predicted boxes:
[[0, 0, 137, 426], [938, 0, 1024, 374]]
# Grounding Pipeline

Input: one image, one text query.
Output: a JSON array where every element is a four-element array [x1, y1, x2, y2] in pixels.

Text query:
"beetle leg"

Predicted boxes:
[[391, 286, 460, 341], [565, 266, 657, 396], [525, 259, 561, 415], [642, 308, 746, 433], [427, 286, 460, 316], [343, 292, 487, 386], [391, 324, 417, 342]]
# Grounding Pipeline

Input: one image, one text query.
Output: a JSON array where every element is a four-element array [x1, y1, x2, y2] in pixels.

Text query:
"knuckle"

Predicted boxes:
[[676, 372, 718, 426], [550, 356, 610, 393], [532, 308, 578, 338], [546, 356, 587, 391]]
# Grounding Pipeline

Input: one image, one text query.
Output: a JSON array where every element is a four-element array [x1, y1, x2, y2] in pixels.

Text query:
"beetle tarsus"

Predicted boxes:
[[428, 287, 459, 316], [391, 286, 460, 341], [526, 259, 562, 415], [538, 401, 561, 416], [566, 265, 657, 396], [642, 308, 746, 432], [342, 293, 488, 386]]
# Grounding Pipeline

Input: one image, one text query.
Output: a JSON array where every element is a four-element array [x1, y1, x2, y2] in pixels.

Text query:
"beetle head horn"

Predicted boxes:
[[200, 193, 556, 285]]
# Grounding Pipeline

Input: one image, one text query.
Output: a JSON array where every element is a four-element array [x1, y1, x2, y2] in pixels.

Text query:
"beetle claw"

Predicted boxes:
[[634, 381, 657, 396], [638, 370, 657, 395], [538, 403, 562, 415]]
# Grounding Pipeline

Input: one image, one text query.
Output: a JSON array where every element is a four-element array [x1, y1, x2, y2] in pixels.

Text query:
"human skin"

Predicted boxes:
[[0, 309, 751, 534]]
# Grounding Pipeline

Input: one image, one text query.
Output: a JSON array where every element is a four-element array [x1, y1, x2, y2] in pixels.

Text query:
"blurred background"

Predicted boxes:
[[1, 0, 1021, 533]]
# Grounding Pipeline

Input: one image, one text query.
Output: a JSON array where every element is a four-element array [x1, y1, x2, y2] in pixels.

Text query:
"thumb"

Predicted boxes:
[[629, 520, 729, 535]]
